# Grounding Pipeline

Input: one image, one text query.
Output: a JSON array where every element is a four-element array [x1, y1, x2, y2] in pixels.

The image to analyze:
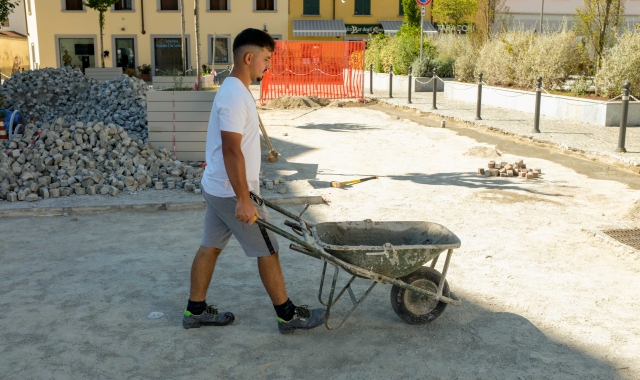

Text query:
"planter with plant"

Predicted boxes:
[[138, 64, 151, 81]]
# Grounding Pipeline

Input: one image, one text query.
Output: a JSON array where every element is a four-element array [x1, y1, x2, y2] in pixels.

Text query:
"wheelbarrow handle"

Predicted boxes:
[[250, 191, 314, 228]]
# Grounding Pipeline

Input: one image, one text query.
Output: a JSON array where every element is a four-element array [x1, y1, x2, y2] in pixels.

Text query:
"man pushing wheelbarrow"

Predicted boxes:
[[184, 28, 462, 334]]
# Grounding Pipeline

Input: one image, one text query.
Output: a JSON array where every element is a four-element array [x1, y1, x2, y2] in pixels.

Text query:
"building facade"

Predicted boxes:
[[288, 0, 433, 41], [506, 0, 640, 31], [1, 0, 30, 78], [25, 0, 288, 76]]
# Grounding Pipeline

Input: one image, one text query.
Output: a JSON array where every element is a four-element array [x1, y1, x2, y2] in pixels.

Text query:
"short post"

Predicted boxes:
[[616, 81, 630, 153], [369, 63, 373, 95], [389, 65, 393, 98], [432, 67, 438, 110], [408, 66, 413, 104], [533, 77, 542, 133], [475, 73, 483, 120]]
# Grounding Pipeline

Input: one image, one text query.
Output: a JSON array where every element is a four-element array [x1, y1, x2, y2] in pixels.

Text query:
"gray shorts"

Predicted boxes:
[[201, 190, 280, 257]]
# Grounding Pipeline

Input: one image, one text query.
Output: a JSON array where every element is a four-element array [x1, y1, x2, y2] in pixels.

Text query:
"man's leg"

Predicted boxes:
[[189, 246, 222, 302], [257, 252, 288, 305]]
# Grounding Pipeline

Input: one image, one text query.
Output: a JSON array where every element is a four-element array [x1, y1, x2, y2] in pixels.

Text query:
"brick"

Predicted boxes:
[[500, 173, 507, 177], [194, 188, 202, 195], [490, 169, 499, 177], [534, 168, 542, 173], [155, 182, 164, 190], [519, 172, 527, 178], [526, 173, 534, 179], [478, 168, 485, 175], [49, 188, 60, 198], [75, 187, 86, 195], [505, 164, 513, 170], [86, 186, 97, 195], [488, 161, 495, 169], [60, 187, 73, 196], [506, 170, 514, 177], [26, 193, 39, 202], [484, 170, 491, 177], [184, 183, 195, 192], [499, 168, 506, 173], [6, 192, 18, 202], [109, 187, 119, 196], [532, 172, 539, 178]]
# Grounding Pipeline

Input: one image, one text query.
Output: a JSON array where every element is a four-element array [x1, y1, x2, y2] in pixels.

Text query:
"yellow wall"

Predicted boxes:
[[0, 36, 30, 77], [288, 0, 432, 41], [32, 0, 288, 75]]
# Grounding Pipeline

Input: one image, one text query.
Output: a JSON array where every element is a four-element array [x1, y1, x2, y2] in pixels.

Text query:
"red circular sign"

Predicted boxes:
[[416, 0, 432, 5]]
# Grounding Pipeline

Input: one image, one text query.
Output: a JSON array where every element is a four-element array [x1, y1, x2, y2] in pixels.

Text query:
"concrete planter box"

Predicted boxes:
[[364, 71, 451, 93], [85, 68, 124, 82], [147, 90, 216, 162], [444, 81, 640, 127], [151, 75, 216, 90], [414, 77, 455, 92]]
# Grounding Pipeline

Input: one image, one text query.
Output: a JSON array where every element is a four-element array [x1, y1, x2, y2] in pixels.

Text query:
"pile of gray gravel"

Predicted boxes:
[[0, 118, 203, 202], [0, 67, 148, 140]]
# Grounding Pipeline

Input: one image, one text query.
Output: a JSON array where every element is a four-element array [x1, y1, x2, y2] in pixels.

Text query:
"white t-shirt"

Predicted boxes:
[[201, 77, 261, 197]]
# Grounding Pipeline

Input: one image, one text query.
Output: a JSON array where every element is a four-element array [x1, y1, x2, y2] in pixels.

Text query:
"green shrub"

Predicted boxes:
[[475, 30, 533, 86], [595, 32, 640, 98], [365, 30, 435, 75], [453, 46, 478, 82]]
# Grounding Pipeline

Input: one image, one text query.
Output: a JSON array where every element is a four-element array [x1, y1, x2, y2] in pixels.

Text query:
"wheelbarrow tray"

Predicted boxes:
[[315, 221, 461, 279]]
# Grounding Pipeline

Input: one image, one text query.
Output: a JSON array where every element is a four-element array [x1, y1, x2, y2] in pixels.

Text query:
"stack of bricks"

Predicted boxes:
[[477, 160, 542, 179]]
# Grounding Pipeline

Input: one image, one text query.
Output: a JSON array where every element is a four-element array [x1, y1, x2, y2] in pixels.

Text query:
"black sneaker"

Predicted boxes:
[[182, 305, 235, 329], [277, 305, 325, 334]]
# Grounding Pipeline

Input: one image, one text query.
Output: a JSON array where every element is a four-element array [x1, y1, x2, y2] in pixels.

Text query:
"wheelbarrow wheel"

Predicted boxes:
[[390, 267, 449, 325]]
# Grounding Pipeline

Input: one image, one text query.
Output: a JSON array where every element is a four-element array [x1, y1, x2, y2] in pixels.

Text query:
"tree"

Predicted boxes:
[[83, 0, 119, 68], [574, 0, 626, 69], [402, 0, 421, 28], [180, 0, 186, 76], [194, 0, 201, 89], [432, 0, 479, 29], [473, 0, 510, 42], [0, 0, 18, 25]]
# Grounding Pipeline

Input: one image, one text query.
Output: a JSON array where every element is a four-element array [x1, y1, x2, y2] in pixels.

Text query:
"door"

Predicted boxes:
[[115, 38, 135, 71]]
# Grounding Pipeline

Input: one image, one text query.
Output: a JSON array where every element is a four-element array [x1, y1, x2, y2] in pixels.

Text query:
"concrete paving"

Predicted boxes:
[[368, 86, 640, 168]]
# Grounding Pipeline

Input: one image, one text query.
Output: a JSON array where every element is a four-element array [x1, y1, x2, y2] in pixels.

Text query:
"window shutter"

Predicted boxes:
[[304, 0, 319, 15], [399, 0, 404, 16], [363, 0, 370, 15]]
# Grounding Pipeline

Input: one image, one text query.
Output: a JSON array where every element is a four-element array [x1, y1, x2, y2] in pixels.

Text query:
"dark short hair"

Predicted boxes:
[[233, 28, 276, 57]]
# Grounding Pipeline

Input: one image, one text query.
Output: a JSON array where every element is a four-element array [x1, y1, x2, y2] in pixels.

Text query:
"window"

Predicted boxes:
[[255, 0, 275, 11], [160, 0, 179, 10], [399, 0, 404, 16], [154, 38, 187, 75], [59, 37, 95, 72], [209, 0, 228, 11], [115, 38, 136, 70], [65, 0, 84, 11], [303, 0, 319, 15], [212, 37, 230, 64], [114, 0, 133, 10], [354, 0, 370, 15]]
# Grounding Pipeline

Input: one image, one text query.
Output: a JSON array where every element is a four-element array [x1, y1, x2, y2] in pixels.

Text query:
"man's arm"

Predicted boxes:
[[221, 131, 258, 225]]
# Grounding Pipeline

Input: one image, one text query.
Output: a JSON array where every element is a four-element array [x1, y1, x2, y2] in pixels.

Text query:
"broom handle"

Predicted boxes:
[[257, 114, 275, 151]]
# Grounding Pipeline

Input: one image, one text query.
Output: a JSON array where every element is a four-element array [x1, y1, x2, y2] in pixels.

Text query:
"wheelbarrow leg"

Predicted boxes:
[[437, 249, 454, 297], [325, 279, 377, 330], [319, 261, 358, 307]]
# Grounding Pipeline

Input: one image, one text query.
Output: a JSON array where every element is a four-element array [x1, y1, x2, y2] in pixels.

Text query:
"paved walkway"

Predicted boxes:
[[368, 87, 640, 168]]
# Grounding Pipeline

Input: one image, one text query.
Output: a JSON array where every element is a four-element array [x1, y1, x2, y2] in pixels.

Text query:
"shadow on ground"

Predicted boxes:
[[0, 211, 617, 379]]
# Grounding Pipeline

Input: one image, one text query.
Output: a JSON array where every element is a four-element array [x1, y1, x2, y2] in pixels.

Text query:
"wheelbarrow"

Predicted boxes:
[[250, 192, 462, 330]]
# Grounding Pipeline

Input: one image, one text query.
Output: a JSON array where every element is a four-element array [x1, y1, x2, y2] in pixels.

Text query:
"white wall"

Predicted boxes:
[[4, 0, 27, 35]]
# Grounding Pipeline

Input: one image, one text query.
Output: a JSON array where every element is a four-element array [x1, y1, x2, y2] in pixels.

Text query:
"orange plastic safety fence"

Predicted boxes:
[[260, 41, 366, 101]]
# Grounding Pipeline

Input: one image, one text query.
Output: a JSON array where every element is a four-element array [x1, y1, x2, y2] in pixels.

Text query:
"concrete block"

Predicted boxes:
[[109, 187, 119, 196], [184, 183, 195, 192], [266, 181, 274, 189], [507, 170, 514, 177], [86, 186, 97, 195], [100, 186, 110, 195], [38, 188, 50, 199], [490, 169, 499, 177], [6, 192, 18, 202], [500, 173, 507, 177], [75, 187, 86, 195], [488, 161, 495, 169], [155, 182, 164, 190], [60, 187, 73, 196], [26, 193, 39, 202], [194, 188, 202, 195], [49, 188, 60, 198], [526, 173, 534, 179], [532, 172, 539, 178], [17, 191, 26, 201], [478, 168, 485, 175], [167, 181, 176, 190], [519, 172, 527, 178], [534, 168, 542, 173]]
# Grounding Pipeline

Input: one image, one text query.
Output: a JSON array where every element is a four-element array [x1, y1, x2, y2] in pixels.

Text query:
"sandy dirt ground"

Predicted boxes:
[[2, 105, 640, 379]]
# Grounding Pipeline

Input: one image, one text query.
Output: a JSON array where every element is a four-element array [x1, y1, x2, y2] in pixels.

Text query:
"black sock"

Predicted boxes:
[[187, 299, 207, 315], [274, 298, 296, 321]]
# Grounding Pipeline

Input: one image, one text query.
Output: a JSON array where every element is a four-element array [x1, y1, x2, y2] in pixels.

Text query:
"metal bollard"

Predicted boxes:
[[616, 81, 631, 153], [389, 65, 393, 98], [476, 73, 483, 120], [408, 67, 413, 104], [432, 67, 438, 110], [533, 77, 542, 133], [369, 63, 373, 95]]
